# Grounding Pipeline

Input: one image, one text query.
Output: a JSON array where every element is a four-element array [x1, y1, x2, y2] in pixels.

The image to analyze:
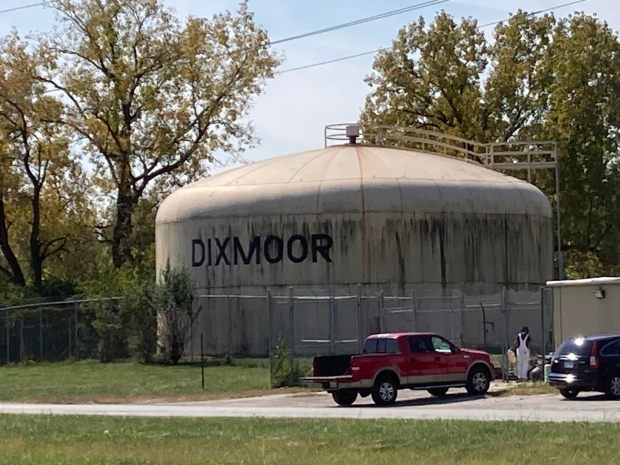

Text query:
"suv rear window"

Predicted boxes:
[[363, 338, 399, 354], [556, 338, 593, 356]]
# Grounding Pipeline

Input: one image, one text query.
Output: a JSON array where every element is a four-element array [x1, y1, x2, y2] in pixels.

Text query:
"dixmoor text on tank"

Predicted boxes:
[[191, 233, 334, 267]]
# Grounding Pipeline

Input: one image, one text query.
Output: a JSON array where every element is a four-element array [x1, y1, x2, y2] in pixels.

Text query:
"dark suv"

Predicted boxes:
[[549, 335, 620, 399]]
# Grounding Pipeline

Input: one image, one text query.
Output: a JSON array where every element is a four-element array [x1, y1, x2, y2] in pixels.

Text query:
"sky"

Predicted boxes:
[[2, 0, 618, 171]]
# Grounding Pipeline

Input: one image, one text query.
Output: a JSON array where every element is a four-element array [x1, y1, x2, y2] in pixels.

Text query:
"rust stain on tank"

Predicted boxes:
[[356, 145, 371, 284]]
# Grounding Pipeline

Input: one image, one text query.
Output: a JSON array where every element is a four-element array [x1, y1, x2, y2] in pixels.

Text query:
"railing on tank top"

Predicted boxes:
[[324, 123, 557, 184]]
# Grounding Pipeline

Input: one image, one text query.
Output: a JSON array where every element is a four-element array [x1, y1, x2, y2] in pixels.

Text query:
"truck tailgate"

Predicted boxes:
[[300, 375, 354, 390]]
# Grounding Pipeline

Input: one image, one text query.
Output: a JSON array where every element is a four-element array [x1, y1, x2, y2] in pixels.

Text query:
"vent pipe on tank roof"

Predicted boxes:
[[346, 125, 360, 144]]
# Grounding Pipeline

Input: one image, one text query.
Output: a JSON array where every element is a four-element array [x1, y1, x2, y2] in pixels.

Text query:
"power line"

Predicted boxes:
[[277, 0, 588, 74], [479, 0, 585, 27], [0, 2, 46, 15], [279, 50, 381, 74], [1, 1, 447, 41], [270, 0, 448, 45]]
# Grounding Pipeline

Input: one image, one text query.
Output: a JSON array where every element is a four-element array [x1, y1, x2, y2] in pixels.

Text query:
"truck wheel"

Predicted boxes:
[[560, 388, 579, 399], [605, 374, 620, 399], [428, 387, 449, 397], [331, 389, 358, 406], [371, 375, 398, 406], [466, 366, 491, 395]]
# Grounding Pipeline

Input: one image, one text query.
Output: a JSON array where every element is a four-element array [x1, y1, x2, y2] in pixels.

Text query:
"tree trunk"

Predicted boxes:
[[111, 184, 137, 268], [30, 185, 43, 289], [0, 192, 26, 286]]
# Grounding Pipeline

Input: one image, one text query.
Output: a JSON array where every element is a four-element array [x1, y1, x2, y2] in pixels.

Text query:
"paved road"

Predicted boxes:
[[0, 387, 619, 422]]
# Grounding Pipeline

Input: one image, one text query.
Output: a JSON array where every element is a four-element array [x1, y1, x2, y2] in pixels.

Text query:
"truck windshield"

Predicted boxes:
[[362, 338, 399, 354]]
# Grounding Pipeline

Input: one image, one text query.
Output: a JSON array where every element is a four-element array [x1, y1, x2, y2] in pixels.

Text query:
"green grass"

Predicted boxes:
[[0, 415, 616, 464], [0, 359, 273, 402]]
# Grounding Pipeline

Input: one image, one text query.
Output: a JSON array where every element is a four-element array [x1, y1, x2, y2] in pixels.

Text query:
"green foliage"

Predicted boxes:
[[0, 0, 278, 291], [154, 266, 197, 364], [361, 13, 488, 140], [361, 11, 620, 276], [0, 281, 35, 307], [123, 285, 158, 364], [270, 338, 303, 388], [564, 250, 606, 280], [37, 0, 280, 268], [77, 254, 157, 363]]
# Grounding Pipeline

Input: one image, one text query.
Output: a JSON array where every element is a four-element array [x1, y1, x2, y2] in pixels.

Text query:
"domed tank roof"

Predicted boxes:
[[157, 145, 551, 224]]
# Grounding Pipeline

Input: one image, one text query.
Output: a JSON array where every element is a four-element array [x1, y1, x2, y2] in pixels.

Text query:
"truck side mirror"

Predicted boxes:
[[451, 345, 460, 353]]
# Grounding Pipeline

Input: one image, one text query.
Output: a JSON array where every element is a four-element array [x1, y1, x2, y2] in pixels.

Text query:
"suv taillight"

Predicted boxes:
[[589, 341, 599, 368]]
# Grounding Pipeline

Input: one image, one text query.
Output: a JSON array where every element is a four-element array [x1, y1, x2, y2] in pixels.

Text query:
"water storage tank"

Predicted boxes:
[[156, 144, 553, 353]]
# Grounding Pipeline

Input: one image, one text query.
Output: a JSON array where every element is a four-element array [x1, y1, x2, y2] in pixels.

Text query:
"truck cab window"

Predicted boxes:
[[385, 338, 399, 354], [363, 338, 399, 354], [431, 336, 452, 354], [362, 339, 378, 354], [408, 336, 431, 353]]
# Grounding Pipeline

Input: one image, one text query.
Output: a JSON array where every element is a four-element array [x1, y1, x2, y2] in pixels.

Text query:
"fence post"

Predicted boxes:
[[357, 284, 363, 351], [329, 290, 336, 355], [540, 287, 546, 360], [288, 286, 294, 385], [200, 332, 205, 390], [68, 307, 72, 359], [501, 287, 509, 381], [479, 302, 487, 350], [74, 302, 79, 359], [190, 311, 194, 363], [410, 290, 416, 331], [39, 308, 43, 360], [459, 291, 465, 346], [378, 291, 384, 333], [266, 289, 273, 386], [5, 310, 9, 364], [19, 316, 24, 362], [107, 298, 114, 357]]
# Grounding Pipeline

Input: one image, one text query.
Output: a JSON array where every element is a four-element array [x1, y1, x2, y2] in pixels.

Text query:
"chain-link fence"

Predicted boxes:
[[191, 285, 553, 384], [0, 297, 127, 364], [261, 287, 551, 354], [0, 287, 554, 375]]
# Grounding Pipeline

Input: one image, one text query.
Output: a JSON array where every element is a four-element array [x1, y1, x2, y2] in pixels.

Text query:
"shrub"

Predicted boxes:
[[154, 266, 198, 364], [270, 339, 302, 388]]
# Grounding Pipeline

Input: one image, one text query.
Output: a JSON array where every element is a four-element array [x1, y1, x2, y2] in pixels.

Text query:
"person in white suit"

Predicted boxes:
[[513, 326, 531, 381]]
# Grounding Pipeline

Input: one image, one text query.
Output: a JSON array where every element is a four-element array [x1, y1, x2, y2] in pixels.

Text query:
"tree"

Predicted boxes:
[[38, 0, 279, 268], [0, 34, 80, 289], [361, 14, 488, 140], [540, 14, 620, 277], [0, 138, 25, 286], [361, 11, 620, 277]]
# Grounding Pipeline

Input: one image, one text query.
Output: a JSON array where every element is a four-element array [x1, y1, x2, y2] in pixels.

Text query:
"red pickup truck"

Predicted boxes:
[[302, 332, 494, 406]]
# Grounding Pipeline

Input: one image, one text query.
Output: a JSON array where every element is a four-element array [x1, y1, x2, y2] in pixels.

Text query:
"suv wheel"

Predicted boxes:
[[466, 366, 491, 395], [371, 375, 398, 406], [559, 388, 579, 399], [606, 375, 620, 399]]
